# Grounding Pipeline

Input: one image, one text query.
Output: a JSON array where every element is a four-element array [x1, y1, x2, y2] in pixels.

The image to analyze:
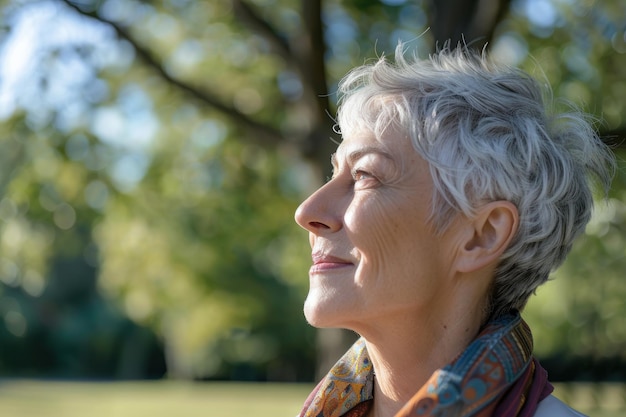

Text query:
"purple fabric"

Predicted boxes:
[[492, 358, 554, 417], [521, 359, 554, 416]]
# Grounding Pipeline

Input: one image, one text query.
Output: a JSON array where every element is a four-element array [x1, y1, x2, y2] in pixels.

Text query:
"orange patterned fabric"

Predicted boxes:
[[300, 339, 373, 417], [298, 312, 553, 417]]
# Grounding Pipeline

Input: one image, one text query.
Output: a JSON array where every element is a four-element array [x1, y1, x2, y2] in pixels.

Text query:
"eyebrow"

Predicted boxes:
[[330, 146, 394, 169], [346, 147, 394, 165], [331, 146, 394, 168]]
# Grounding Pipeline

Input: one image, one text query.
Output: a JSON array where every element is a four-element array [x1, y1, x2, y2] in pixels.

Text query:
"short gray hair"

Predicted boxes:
[[336, 44, 615, 318]]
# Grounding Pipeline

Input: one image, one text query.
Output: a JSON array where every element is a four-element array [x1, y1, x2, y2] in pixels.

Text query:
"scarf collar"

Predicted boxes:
[[299, 312, 553, 417]]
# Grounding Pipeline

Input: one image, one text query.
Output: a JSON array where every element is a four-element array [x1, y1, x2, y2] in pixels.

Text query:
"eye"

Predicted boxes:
[[353, 170, 372, 181], [352, 169, 379, 189]]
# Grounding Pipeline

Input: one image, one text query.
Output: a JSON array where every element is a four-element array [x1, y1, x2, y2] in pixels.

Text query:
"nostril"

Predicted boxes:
[[309, 221, 330, 229]]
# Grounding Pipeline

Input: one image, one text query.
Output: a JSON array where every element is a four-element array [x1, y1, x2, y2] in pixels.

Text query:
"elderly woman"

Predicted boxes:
[[294, 45, 613, 417]]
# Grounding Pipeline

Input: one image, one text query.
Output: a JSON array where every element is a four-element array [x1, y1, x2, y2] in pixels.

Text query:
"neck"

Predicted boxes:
[[361, 302, 486, 417]]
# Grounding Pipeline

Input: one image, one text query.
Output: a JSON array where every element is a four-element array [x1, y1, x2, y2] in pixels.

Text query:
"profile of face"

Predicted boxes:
[[294, 127, 470, 335]]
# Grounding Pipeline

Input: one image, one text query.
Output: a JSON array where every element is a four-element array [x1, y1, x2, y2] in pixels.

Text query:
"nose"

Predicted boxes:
[[294, 181, 343, 234]]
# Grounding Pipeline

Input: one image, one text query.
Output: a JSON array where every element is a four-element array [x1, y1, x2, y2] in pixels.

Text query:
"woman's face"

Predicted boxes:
[[294, 128, 465, 333]]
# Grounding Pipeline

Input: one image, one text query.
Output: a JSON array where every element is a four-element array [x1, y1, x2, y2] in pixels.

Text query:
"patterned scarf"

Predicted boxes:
[[298, 313, 553, 417]]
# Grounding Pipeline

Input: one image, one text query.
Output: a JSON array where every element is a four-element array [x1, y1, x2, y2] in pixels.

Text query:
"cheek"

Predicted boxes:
[[344, 196, 408, 259]]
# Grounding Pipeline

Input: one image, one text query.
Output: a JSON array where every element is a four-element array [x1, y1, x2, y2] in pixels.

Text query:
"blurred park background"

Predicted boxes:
[[0, 0, 625, 415]]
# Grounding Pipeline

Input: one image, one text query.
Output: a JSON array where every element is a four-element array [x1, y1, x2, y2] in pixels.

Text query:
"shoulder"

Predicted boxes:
[[534, 395, 588, 417]]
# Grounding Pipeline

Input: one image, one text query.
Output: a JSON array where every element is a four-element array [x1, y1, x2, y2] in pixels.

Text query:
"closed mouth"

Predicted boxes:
[[310, 252, 353, 273]]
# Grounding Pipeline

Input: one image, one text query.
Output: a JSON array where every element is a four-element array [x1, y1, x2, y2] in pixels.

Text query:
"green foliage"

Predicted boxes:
[[0, 0, 317, 380], [525, 152, 626, 377], [0, 0, 624, 381], [494, 0, 626, 133]]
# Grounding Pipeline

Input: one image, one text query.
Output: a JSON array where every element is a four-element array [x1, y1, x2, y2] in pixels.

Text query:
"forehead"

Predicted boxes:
[[332, 130, 385, 164], [333, 127, 412, 165]]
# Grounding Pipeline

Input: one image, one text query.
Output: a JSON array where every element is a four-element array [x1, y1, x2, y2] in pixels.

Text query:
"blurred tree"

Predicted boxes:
[[0, 114, 166, 378], [0, 0, 624, 381]]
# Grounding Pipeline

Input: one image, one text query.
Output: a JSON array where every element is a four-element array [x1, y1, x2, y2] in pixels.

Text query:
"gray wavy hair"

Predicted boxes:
[[336, 44, 615, 318]]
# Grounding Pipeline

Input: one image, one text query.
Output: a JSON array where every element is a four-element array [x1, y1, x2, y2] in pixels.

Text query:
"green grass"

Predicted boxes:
[[553, 382, 626, 417], [0, 380, 314, 417], [0, 380, 623, 416]]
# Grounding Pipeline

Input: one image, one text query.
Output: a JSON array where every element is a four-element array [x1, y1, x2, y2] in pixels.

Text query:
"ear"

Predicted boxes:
[[455, 201, 519, 273]]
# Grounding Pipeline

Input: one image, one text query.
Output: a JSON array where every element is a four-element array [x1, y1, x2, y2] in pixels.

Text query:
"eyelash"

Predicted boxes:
[[352, 169, 379, 186], [352, 170, 370, 181], [326, 167, 376, 185]]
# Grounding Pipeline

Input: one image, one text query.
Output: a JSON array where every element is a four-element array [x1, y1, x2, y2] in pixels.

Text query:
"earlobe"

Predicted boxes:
[[457, 201, 519, 273]]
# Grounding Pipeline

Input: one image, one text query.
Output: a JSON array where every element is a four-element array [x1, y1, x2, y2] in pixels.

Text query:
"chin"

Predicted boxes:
[[303, 297, 331, 328], [303, 292, 356, 329]]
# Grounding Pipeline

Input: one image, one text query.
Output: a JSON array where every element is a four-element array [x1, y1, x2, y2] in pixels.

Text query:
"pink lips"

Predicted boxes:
[[310, 253, 353, 274]]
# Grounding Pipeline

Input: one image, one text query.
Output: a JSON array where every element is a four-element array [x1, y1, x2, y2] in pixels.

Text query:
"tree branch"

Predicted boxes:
[[230, 0, 337, 174], [427, 0, 512, 49], [466, 0, 512, 49], [231, 0, 293, 64], [59, 0, 285, 145], [296, 0, 337, 166], [300, 0, 330, 110]]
